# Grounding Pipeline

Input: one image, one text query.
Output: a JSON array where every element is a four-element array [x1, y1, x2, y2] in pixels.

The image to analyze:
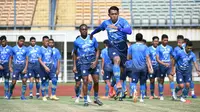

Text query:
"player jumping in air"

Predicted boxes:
[[90, 6, 132, 100], [73, 24, 103, 106]]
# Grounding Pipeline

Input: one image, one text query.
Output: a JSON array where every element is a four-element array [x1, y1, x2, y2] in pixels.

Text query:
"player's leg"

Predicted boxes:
[[167, 69, 176, 99], [149, 74, 155, 99], [21, 74, 28, 100], [129, 75, 132, 98], [35, 77, 40, 99], [130, 72, 139, 103], [158, 68, 166, 100], [139, 71, 147, 102], [29, 77, 34, 99], [87, 74, 93, 102], [50, 67, 59, 100], [92, 74, 103, 106], [45, 79, 49, 98], [40, 68, 48, 101], [74, 73, 82, 103], [3, 64, 10, 98], [102, 70, 112, 99], [82, 75, 89, 106]]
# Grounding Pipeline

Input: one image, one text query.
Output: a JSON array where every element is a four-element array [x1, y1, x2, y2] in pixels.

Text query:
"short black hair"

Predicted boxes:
[[1, 35, 7, 41], [108, 6, 119, 13], [184, 38, 190, 43], [177, 35, 184, 40], [161, 34, 168, 40], [49, 38, 54, 42], [30, 37, 36, 41], [43, 36, 49, 41], [136, 33, 143, 41], [142, 39, 146, 43], [79, 24, 88, 29], [186, 41, 193, 47], [103, 39, 109, 46], [152, 36, 159, 41], [18, 35, 25, 41]]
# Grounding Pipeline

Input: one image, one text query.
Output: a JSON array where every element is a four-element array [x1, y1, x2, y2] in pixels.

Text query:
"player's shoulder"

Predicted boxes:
[[167, 45, 173, 49]]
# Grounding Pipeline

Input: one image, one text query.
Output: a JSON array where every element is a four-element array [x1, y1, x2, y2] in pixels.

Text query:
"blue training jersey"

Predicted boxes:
[[156, 44, 173, 65], [96, 17, 131, 41], [12, 45, 28, 64], [52, 47, 61, 68], [39, 46, 53, 65], [174, 49, 195, 71], [128, 43, 149, 71], [100, 47, 112, 65], [74, 35, 98, 64], [149, 45, 158, 69], [0, 45, 12, 64], [27, 45, 41, 63]]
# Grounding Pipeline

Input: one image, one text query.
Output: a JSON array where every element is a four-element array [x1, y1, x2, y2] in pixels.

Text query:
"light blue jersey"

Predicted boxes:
[[74, 35, 98, 64], [39, 46, 53, 65], [100, 47, 112, 65], [0, 45, 12, 64], [149, 46, 158, 69], [52, 47, 61, 68], [26, 45, 40, 63], [12, 45, 28, 64], [156, 44, 173, 65], [94, 17, 131, 42], [128, 43, 149, 71]]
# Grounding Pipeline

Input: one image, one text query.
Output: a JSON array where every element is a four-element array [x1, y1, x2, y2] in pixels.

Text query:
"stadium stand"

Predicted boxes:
[[0, 0, 36, 26]]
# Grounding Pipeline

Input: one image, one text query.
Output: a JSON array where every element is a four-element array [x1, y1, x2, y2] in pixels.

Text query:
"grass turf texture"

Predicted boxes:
[[0, 96, 200, 112]]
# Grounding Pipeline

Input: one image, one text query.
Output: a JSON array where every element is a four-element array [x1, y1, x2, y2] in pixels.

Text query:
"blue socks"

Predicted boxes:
[[29, 82, 33, 95], [170, 81, 175, 95], [41, 80, 46, 97], [21, 84, 27, 97], [4, 79, 9, 97], [51, 78, 58, 96], [9, 83, 15, 96], [130, 82, 137, 95], [36, 82, 40, 94], [113, 65, 120, 84], [75, 85, 80, 97], [158, 83, 164, 96], [140, 84, 145, 99], [150, 82, 155, 96], [87, 83, 92, 95], [123, 80, 127, 92], [94, 92, 98, 100], [84, 95, 87, 103], [105, 83, 109, 97], [45, 79, 49, 96]]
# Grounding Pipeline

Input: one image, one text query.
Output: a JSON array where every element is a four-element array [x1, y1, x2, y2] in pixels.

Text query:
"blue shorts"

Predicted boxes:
[[28, 62, 40, 78], [131, 69, 147, 84], [108, 40, 127, 67], [40, 64, 56, 81], [159, 66, 172, 78], [103, 70, 113, 80], [12, 63, 28, 80], [149, 67, 160, 79], [176, 68, 191, 84], [74, 73, 82, 82], [0, 63, 10, 79], [78, 64, 100, 77]]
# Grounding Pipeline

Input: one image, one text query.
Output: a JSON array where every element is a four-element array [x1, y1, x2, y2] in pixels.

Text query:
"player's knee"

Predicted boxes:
[[76, 81, 81, 87], [179, 84, 184, 89], [185, 83, 190, 88], [12, 80, 17, 85], [150, 79, 155, 83], [113, 56, 120, 64]]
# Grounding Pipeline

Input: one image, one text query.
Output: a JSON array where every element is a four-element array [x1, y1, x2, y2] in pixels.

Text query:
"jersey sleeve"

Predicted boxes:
[[100, 50, 105, 59], [156, 46, 160, 57], [192, 52, 197, 62], [145, 46, 150, 56], [38, 47, 42, 59], [93, 37, 99, 49], [56, 49, 61, 60]]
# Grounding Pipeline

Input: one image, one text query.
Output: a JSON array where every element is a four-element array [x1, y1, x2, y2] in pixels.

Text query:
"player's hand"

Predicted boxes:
[[72, 66, 78, 73], [163, 63, 170, 67], [0, 65, 4, 70], [9, 67, 13, 73], [56, 69, 60, 75], [170, 68, 176, 76], [108, 24, 118, 30], [101, 69, 104, 75], [44, 66, 50, 73], [22, 69, 27, 74], [91, 60, 98, 69], [90, 34, 93, 40]]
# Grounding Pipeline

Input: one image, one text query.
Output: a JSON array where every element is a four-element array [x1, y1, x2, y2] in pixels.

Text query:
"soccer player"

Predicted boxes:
[[73, 24, 103, 106], [156, 34, 176, 101], [128, 33, 153, 103], [148, 36, 159, 99], [101, 39, 113, 99], [8, 35, 28, 100], [173, 41, 200, 102], [26, 37, 41, 99], [48, 38, 61, 99], [0, 36, 13, 98], [39, 36, 59, 101], [90, 6, 132, 99]]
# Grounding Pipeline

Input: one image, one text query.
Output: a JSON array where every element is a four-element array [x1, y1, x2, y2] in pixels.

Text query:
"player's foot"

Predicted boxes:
[[79, 95, 83, 99], [100, 96, 110, 99], [84, 102, 89, 106], [133, 91, 138, 103], [160, 96, 164, 101], [45, 95, 49, 99], [36, 93, 40, 99], [149, 96, 154, 100], [50, 95, 59, 101], [94, 99, 103, 106], [7, 93, 12, 100], [116, 82, 122, 89], [140, 99, 144, 103], [75, 97, 80, 103], [29, 94, 33, 99], [119, 97, 123, 101], [87, 95, 92, 103], [122, 90, 128, 98], [180, 97, 186, 102], [192, 95, 197, 98], [172, 92, 177, 100], [20, 96, 27, 100], [143, 95, 147, 99], [109, 87, 114, 98], [43, 97, 47, 101], [4, 95, 8, 99], [129, 95, 133, 99]]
